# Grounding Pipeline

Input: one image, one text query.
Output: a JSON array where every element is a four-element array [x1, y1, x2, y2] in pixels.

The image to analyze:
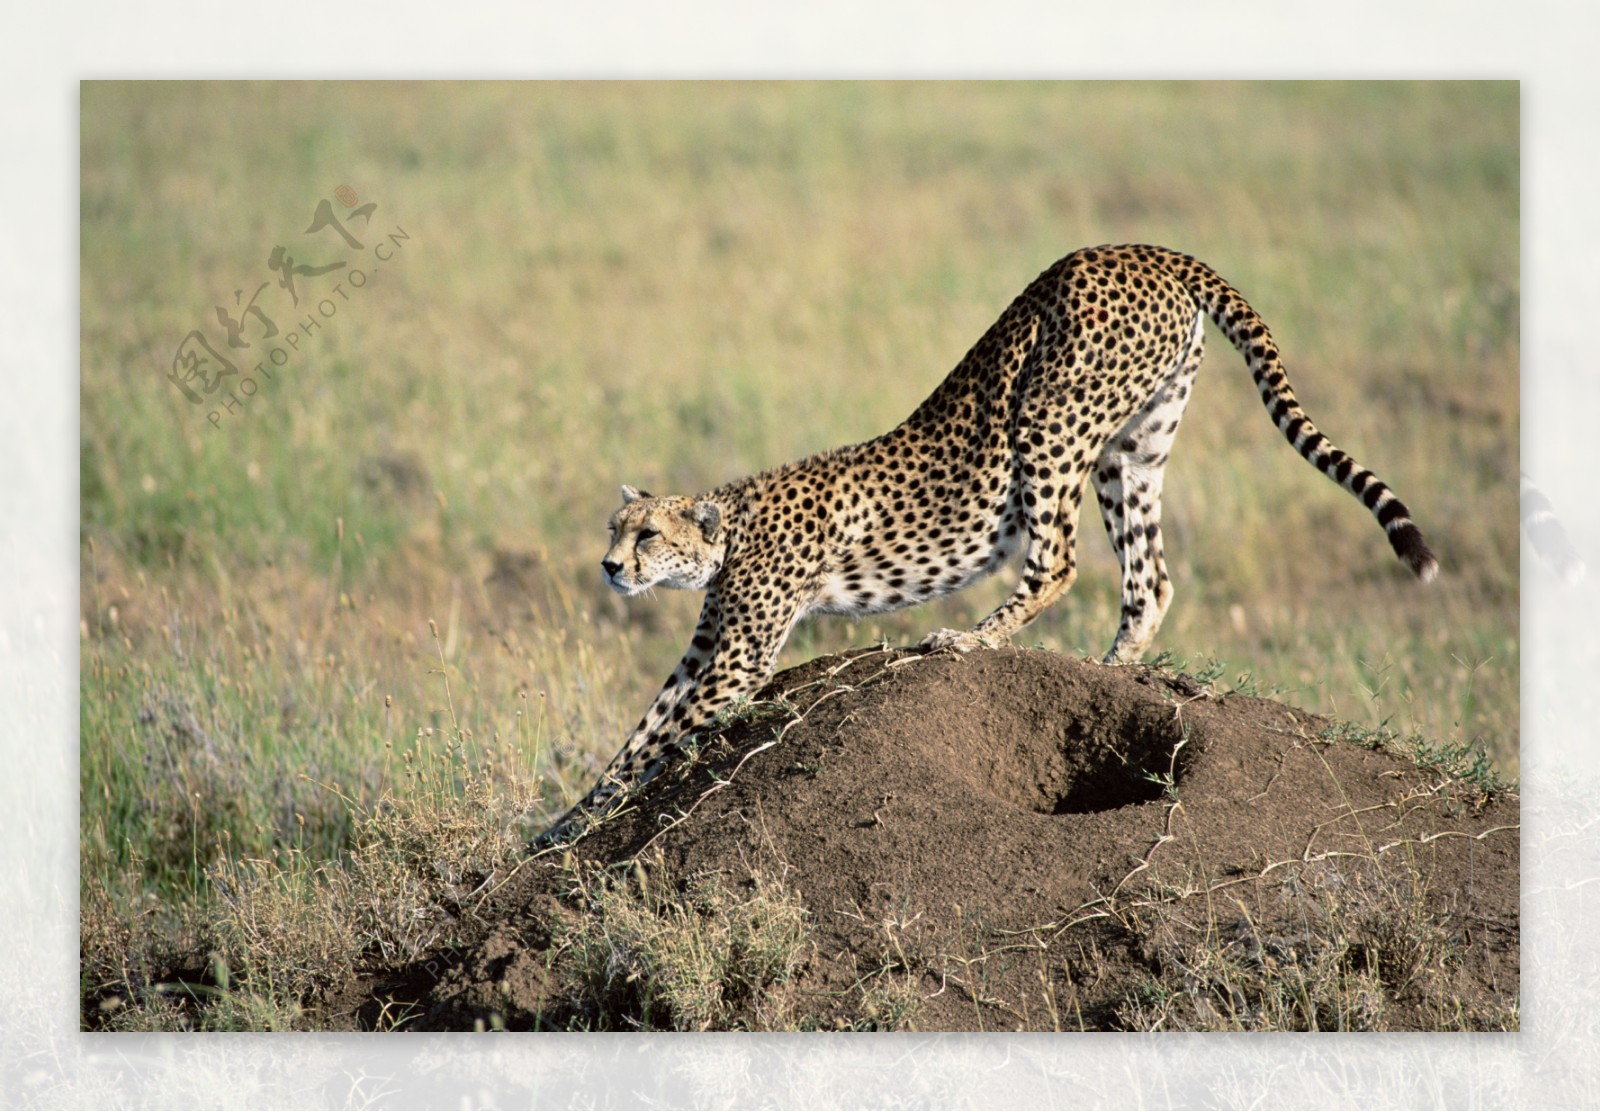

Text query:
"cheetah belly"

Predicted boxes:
[[807, 491, 1024, 618]]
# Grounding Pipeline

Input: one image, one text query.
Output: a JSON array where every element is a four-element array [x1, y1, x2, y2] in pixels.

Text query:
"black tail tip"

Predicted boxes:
[[1390, 523, 1439, 583]]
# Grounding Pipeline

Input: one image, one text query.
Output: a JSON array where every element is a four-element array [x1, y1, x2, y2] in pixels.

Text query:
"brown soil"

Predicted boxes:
[[333, 647, 1519, 1032]]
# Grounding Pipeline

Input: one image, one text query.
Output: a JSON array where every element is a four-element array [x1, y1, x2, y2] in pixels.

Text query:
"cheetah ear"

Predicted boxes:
[[621, 485, 651, 504], [689, 499, 722, 542]]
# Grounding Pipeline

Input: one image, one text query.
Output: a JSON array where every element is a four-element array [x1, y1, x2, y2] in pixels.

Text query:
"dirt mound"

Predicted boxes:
[[340, 647, 1518, 1032]]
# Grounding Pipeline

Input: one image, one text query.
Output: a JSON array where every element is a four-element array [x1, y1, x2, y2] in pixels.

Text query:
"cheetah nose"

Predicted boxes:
[[601, 558, 623, 578]]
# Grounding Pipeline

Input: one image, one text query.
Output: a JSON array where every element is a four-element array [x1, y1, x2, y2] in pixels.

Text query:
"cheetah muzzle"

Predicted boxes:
[[533, 244, 1437, 849]]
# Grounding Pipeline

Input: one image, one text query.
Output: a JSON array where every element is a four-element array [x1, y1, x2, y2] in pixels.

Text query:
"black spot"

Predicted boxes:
[[1377, 497, 1407, 527], [1388, 522, 1437, 578]]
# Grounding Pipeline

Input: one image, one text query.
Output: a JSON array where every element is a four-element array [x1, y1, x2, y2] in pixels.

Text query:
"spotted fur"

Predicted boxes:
[[535, 244, 1437, 847]]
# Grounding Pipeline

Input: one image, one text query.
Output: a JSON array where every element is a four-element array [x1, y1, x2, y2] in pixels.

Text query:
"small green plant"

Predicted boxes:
[[707, 696, 798, 733], [1140, 729, 1190, 802], [1316, 722, 1513, 797], [785, 757, 826, 777]]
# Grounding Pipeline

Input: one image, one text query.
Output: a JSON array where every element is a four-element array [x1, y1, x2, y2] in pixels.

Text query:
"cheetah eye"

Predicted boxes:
[[637, 527, 659, 543]]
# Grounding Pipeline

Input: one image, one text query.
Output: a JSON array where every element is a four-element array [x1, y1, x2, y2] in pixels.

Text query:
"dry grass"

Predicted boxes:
[[1112, 860, 1486, 1032], [552, 860, 814, 1031], [81, 697, 541, 1030]]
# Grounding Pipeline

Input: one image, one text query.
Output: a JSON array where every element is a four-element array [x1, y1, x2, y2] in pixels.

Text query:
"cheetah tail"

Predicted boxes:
[[1150, 246, 1440, 583]]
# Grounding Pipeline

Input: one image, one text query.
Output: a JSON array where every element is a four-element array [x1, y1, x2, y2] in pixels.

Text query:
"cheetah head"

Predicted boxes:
[[600, 484, 727, 595]]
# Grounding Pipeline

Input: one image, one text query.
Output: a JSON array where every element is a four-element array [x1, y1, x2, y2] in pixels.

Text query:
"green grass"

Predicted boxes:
[[79, 80, 1517, 1029]]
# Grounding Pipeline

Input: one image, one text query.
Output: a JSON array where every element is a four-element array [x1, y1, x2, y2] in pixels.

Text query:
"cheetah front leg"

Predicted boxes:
[[532, 590, 723, 848], [533, 583, 802, 849]]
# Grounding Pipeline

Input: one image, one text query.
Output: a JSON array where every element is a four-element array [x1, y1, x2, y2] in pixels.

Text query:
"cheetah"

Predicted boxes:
[[534, 244, 1437, 848]]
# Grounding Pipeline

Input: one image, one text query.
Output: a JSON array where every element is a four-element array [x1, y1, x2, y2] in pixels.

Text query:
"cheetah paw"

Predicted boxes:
[[917, 628, 991, 654], [529, 811, 594, 853], [529, 823, 576, 853]]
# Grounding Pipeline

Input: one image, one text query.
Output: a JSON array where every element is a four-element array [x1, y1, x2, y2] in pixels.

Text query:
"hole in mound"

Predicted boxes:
[[927, 679, 1192, 817]]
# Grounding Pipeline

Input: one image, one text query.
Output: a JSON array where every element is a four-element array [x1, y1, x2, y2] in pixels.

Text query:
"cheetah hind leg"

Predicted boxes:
[[917, 626, 1003, 654], [1094, 329, 1200, 664], [921, 477, 1088, 655], [916, 519, 1082, 655]]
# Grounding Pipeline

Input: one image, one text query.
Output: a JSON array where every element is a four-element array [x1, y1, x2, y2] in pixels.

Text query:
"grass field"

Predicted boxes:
[[79, 81, 1518, 1029]]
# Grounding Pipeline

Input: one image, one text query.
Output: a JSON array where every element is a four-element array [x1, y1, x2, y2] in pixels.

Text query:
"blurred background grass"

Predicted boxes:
[[80, 81, 1517, 914]]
